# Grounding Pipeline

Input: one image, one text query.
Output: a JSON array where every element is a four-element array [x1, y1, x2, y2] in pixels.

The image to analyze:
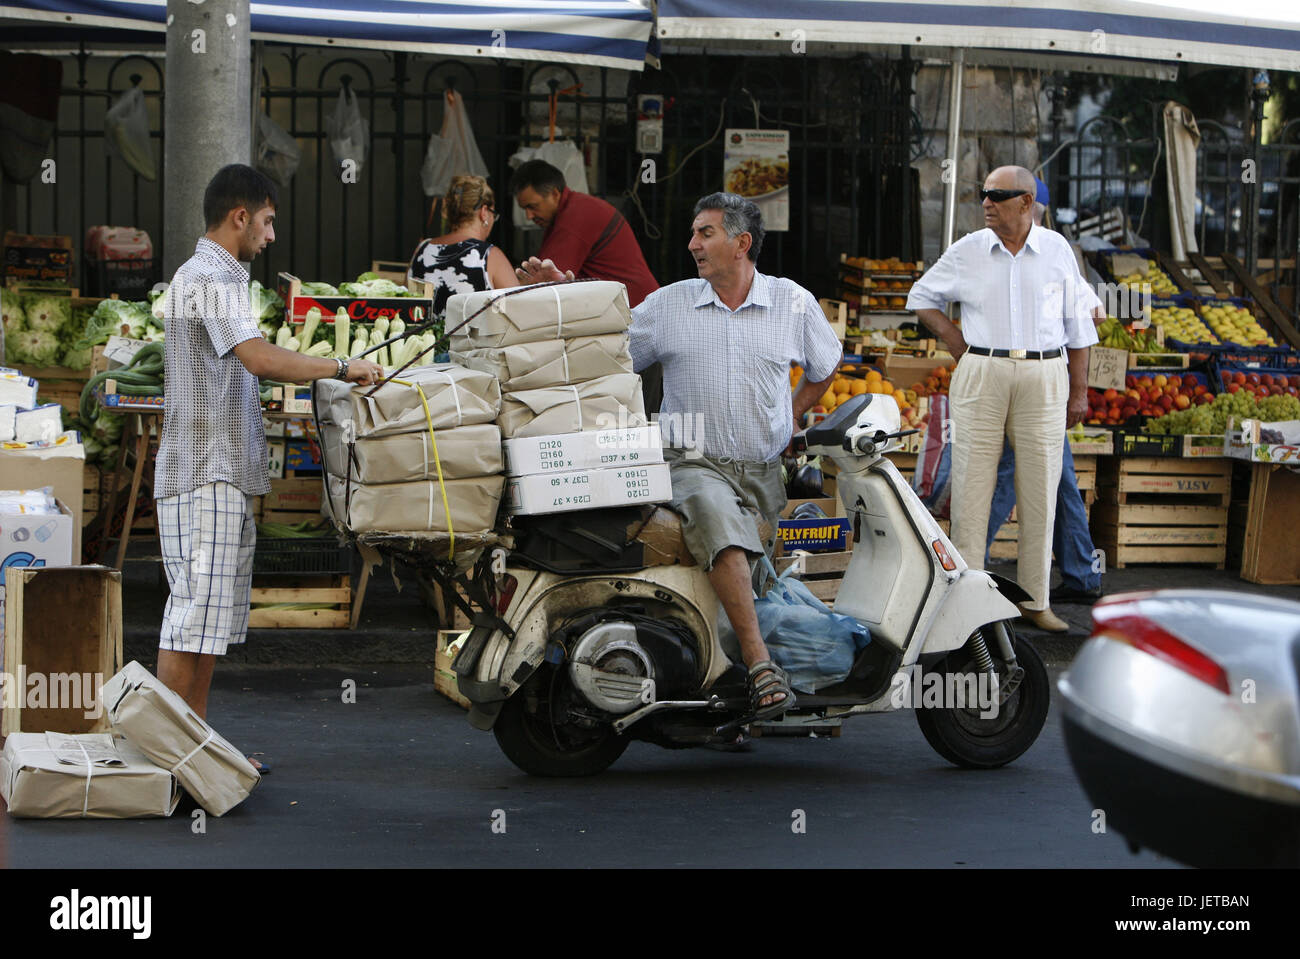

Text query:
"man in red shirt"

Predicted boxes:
[[511, 159, 658, 306]]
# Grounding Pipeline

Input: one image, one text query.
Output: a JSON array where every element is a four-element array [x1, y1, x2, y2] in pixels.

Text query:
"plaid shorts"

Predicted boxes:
[[157, 482, 256, 656]]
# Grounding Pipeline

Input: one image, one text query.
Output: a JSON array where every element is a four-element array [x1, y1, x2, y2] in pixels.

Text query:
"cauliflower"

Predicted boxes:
[[1, 287, 25, 336], [25, 295, 71, 333], [10, 329, 62, 366], [60, 343, 94, 370]]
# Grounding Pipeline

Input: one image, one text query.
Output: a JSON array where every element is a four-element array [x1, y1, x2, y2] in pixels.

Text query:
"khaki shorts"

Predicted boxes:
[[664, 448, 786, 572]]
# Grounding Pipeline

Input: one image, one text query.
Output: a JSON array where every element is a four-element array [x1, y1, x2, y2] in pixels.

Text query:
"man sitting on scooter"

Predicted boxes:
[[515, 194, 841, 721], [630, 193, 842, 720]]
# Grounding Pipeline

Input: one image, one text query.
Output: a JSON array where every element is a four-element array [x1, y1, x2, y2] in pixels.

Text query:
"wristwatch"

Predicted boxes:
[[334, 358, 350, 381]]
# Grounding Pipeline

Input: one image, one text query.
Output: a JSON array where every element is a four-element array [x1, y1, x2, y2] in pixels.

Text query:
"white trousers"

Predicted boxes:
[[948, 352, 1068, 610]]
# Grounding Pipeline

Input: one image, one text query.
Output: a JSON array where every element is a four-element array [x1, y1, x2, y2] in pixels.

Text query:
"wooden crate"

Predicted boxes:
[[82, 464, 101, 524], [435, 629, 472, 709], [2, 566, 122, 736], [988, 503, 1093, 561], [1092, 457, 1231, 568], [1240, 463, 1300, 584], [773, 549, 852, 603], [248, 574, 351, 629], [1095, 456, 1232, 506]]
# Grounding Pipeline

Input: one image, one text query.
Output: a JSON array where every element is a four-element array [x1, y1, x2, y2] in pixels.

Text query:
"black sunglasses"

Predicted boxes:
[[979, 188, 1028, 203]]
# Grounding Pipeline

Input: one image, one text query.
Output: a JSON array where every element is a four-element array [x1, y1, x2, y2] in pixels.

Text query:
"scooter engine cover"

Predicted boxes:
[[563, 610, 700, 714], [569, 621, 654, 714]]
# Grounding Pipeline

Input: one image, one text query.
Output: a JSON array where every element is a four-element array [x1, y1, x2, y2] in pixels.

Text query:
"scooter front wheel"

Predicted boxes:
[[493, 682, 630, 777], [915, 623, 1049, 769]]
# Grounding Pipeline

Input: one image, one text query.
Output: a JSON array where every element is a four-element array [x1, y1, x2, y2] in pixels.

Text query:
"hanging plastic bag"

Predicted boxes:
[[104, 86, 156, 181], [326, 85, 369, 178], [718, 556, 871, 693], [420, 90, 490, 198], [507, 139, 589, 230], [255, 112, 302, 185]]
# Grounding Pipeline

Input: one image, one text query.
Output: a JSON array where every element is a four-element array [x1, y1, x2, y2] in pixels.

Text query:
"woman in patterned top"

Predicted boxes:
[[408, 174, 518, 315]]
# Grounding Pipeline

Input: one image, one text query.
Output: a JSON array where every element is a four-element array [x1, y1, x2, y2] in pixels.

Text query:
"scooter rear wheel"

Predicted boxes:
[[915, 624, 1049, 769], [493, 682, 630, 777]]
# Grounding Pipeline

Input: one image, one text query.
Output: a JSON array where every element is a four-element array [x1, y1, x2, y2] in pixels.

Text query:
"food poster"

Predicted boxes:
[[723, 130, 790, 232]]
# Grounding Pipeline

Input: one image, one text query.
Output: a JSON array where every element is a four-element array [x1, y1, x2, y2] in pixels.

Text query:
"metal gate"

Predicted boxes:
[[2, 41, 915, 298]]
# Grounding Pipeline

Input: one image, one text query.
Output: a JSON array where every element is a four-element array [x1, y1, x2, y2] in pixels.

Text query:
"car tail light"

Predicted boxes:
[[1092, 605, 1230, 695]]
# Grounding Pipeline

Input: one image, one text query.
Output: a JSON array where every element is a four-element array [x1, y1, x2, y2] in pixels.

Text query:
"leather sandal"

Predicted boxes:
[[748, 661, 795, 721]]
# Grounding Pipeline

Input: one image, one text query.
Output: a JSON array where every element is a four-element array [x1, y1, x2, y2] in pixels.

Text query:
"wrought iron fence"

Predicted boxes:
[[2, 41, 916, 301]]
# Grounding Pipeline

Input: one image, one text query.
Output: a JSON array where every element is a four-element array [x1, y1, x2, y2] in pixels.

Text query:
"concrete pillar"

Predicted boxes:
[[163, 0, 251, 277]]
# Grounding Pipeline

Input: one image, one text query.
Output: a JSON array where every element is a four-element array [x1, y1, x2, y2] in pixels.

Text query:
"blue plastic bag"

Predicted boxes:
[[722, 555, 871, 693]]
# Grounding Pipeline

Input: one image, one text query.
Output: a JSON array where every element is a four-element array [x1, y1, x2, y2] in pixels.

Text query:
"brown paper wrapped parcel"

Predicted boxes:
[[314, 364, 500, 439], [328, 474, 505, 533], [452, 333, 633, 391], [497, 372, 647, 439], [446, 281, 631, 351], [101, 661, 259, 817], [1, 732, 179, 818], [322, 422, 503, 486]]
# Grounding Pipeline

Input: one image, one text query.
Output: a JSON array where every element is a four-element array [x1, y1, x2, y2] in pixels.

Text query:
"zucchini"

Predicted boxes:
[[335, 308, 350, 358]]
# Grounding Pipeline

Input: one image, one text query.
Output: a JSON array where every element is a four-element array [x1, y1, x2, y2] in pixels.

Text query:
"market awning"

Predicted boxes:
[[0, 0, 656, 70], [657, 0, 1300, 72]]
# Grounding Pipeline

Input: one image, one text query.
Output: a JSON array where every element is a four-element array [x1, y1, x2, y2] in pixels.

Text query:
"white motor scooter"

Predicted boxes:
[[454, 393, 1049, 776]]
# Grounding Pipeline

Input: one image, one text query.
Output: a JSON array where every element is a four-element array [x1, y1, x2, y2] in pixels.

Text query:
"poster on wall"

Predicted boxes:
[[723, 129, 790, 232]]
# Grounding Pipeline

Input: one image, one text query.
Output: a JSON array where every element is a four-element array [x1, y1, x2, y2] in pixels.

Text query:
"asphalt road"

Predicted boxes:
[[5, 656, 1177, 870]]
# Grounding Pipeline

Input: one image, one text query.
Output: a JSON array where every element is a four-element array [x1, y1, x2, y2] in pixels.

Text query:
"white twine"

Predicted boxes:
[[169, 728, 216, 775]]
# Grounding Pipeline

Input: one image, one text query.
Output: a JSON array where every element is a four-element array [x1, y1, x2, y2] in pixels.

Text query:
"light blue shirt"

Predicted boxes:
[[906, 225, 1100, 352], [629, 271, 843, 463]]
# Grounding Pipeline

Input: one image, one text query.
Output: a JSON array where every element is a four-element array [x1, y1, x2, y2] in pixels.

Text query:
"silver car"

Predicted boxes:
[[1059, 590, 1300, 868]]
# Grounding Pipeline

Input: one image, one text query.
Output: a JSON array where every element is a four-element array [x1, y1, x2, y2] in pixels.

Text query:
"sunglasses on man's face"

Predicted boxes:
[[979, 188, 1028, 203]]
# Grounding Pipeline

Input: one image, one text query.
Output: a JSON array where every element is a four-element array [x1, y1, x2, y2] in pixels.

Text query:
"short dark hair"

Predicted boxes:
[[694, 192, 764, 262], [204, 164, 278, 229], [509, 159, 566, 197]]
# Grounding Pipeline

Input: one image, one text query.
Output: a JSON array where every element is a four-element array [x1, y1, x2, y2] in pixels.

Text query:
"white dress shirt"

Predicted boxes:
[[906, 225, 1100, 351], [629, 271, 843, 463]]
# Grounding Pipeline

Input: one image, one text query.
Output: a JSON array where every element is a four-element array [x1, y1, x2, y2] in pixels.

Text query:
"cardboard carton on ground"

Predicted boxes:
[[1, 732, 179, 818], [101, 661, 260, 817]]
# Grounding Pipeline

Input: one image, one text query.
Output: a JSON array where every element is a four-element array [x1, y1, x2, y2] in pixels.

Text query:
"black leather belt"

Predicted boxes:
[[966, 346, 1063, 360]]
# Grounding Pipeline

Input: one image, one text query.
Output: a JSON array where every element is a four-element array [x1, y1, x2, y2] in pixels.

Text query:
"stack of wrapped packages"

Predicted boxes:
[[314, 364, 506, 543], [2, 660, 261, 818], [448, 281, 671, 516]]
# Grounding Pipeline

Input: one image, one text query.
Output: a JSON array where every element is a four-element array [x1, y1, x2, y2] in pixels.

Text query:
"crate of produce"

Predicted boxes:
[[1091, 456, 1232, 568], [248, 573, 351, 629], [774, 549, 852, 604]]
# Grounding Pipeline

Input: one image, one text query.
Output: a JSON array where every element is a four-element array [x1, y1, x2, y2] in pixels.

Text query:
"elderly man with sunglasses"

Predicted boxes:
[[906, 165, 1098, 633]]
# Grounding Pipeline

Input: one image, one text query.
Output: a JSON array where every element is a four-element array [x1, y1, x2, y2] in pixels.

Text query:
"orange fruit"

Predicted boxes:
[[849, 379, 868, 396], [833, 379, 851, 395], [893, 389, 907, 406], [819, 390, 836, 408]]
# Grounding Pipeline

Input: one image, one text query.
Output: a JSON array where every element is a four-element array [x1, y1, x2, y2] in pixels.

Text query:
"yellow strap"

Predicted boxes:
[[394, 378, 454, 560]]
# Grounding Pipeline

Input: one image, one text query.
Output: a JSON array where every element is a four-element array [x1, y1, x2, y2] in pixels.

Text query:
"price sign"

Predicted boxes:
[[1087, 346, 1128, 391]]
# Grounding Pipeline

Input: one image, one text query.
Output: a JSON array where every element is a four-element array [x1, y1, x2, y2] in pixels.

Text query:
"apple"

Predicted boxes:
[[1168, 375, 1183, 389], [1228, 383, 1241, 393]]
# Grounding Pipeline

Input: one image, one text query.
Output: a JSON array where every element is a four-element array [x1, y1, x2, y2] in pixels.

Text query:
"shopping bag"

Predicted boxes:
[[104, 86, 156, 181], [255, 111, 302, 184], [912, 393, 952, 519], [420, 90, 489, 197], [507, 139, 589, 230], [326, 85, 369, 177], [720, 555, 871, 693]]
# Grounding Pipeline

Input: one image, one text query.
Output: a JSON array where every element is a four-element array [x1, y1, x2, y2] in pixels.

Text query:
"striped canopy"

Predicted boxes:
[[657, 0, 1300, 72], [0, 0, 657, 70]]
